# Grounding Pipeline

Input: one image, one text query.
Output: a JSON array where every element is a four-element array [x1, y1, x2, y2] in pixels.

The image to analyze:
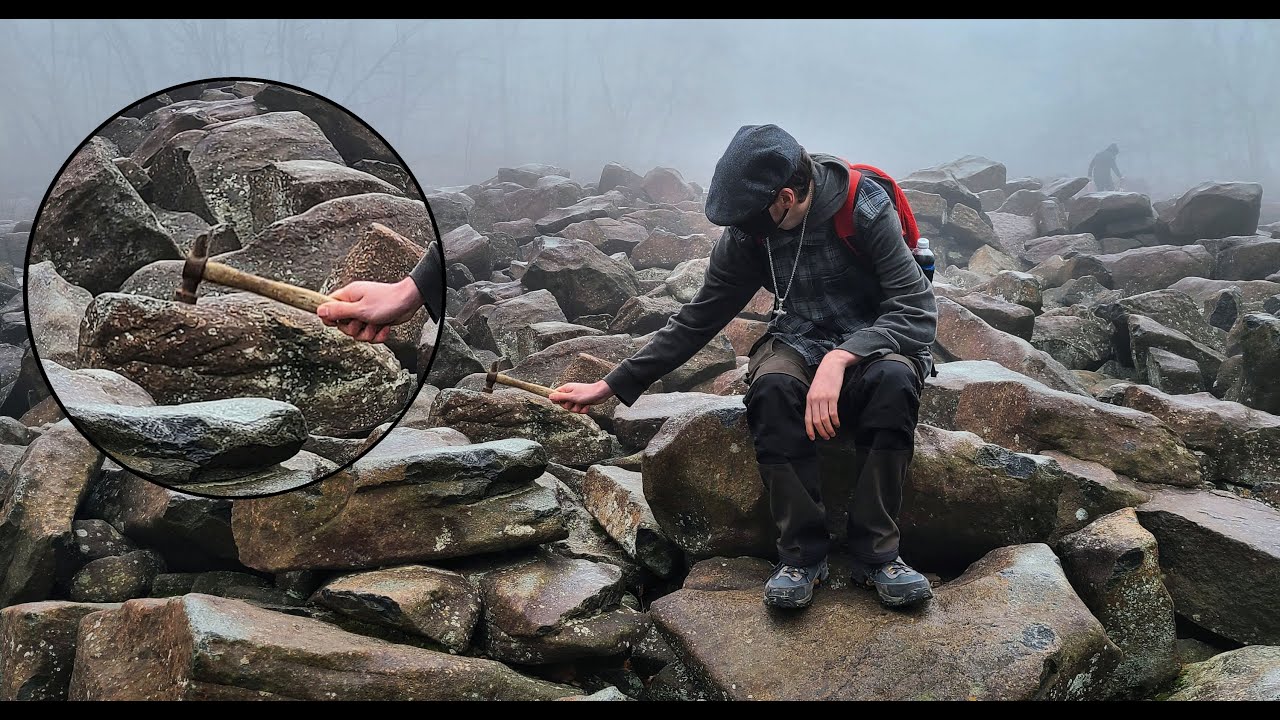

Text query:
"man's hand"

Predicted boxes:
[[549, 380, 615, 414], [806, 349, 860, 441], [316, 277, 422, 344]]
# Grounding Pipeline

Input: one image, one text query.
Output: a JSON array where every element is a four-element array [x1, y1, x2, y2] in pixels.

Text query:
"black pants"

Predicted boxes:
[[743, 338, 921, 567]]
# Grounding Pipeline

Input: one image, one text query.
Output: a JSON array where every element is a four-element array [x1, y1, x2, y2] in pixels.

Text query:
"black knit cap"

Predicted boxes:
[[705, 124, 804, 228]]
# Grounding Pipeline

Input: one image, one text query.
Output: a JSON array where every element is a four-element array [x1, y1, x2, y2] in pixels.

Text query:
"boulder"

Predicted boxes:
[[78, 292, 414, 437], [1057, 509, 1177, 698], [922, 361, 1202, 487], [427, 389, 614, 467], [232, 439, 566, 572], [31, 137, 180, 294], [67, 594, 578, 700], [648, 544, 1118, 700], [1136, 487, 1280, 645]]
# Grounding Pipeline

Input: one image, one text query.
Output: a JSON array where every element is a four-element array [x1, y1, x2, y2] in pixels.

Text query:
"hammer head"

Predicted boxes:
[[484, 360, 499, 394], [175, 233, 210, 305]]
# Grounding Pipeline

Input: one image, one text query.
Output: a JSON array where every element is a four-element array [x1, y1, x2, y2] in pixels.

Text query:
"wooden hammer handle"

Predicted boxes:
[[203, 261, 335, 313], [492, 374, 555, 398]]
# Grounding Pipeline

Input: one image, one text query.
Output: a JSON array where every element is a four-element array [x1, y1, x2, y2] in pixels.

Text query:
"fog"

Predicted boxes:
[[1, 19, 1277, 203]]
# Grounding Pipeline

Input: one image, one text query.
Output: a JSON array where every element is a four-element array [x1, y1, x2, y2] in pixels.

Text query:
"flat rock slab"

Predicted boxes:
[[650, 544, 1119, 700], [232, 440, 566, 572], [1136, 487, 1280, 645], [78, 292, 413, 437], [66, 398, 307, 484], [67, 594, 580, 700], [0, 601, 121, 700]]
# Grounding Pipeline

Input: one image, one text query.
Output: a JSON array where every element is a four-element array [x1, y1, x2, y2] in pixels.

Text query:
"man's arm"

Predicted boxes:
[[835, 202, 938, 360], [407, 240, 445, 321], [602, 230, 764, 406]]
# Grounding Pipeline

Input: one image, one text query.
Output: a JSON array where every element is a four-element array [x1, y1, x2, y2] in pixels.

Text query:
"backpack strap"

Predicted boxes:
[[833, 165, 862, 250]]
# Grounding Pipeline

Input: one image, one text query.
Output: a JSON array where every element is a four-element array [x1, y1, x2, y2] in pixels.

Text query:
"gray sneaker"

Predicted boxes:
[[763, 558, 829, 609], [852, 556, 933, 608]]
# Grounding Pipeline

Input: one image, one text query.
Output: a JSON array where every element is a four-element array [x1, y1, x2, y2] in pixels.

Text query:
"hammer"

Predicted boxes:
[[175, 233, 337, 313], [484, 361, 556, 398]]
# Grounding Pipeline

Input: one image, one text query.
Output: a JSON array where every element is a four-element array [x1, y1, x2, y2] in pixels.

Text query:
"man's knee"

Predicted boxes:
[[745, 371, 808, 411], [849, 360, 921, 433]]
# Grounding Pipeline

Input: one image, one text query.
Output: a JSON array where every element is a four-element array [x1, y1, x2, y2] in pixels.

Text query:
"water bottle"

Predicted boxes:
[[913, 237, 935, 282]]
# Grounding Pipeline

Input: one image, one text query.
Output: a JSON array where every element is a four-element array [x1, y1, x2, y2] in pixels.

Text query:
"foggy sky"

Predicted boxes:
[[1, 19, 1276, 203]]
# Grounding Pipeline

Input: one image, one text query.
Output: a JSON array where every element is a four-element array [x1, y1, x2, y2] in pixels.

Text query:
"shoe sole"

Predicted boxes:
[[763, 566, 829, 609], [876, 583, 934, 608]]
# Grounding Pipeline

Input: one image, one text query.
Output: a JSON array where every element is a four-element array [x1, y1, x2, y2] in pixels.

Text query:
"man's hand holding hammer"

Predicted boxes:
[[316, 278, 424, 343], [548, 381, 615, 414]]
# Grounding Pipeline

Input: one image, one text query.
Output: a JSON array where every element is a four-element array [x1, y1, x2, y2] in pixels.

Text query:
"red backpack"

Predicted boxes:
[[831, 160, 921, 259]]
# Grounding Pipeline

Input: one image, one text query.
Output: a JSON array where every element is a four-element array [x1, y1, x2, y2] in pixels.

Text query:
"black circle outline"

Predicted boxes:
[[22, 75, 448, 500]]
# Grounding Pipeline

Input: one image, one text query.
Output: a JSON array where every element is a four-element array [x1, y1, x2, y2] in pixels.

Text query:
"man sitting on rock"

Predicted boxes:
[[551, 125, 939, 610]]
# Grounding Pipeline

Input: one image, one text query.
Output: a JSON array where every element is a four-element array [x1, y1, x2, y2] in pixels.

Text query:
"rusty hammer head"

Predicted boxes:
[[484, 360, 500, 394], [175, 233, 209, 305]]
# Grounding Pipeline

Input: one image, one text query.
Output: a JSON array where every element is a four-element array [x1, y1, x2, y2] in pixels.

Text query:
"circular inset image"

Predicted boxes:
[[24, 77, 446, 498]]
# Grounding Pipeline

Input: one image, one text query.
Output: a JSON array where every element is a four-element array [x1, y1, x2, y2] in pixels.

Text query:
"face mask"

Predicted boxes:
[[735, 196, 788, 238]]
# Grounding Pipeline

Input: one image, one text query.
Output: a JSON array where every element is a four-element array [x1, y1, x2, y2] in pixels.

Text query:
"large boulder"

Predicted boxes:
[[67, 595, 579, 700], [899, 168, 983, 215], [1238, 313, 1280, 414], [25, 261, 93, 370], [65, 398, 307, 486], [631, 230, 713, 270], [1057, 509, 1177, 699], [84, 470, 237, 570], [641, 404, 774, 560], [0, 601, 120, 701], [1021, 233, 1100, 265], [1094, 245, 1215, 295], [185, 111, 345, 239], [1031, 308, 1114, 371], [243, 160, 401, 238], [934, 297, 1087, 394], [1212, 236, 1280, 281], [1165, 646, 1280, 701], [649, 544, 1119, 700], [0, 422, 104, 606], [582, 465, 681, 578], [232, 439, 566, 572], [613, 392, 744, 451], [313, 565, 481, 653], [521, 237, 640, 318], [253, 84, 399, 166], [922, 361, 1202, 487], [1122, 314, 1224, 388], [1136, 487, 1280, 645], [464, 289, 567, 364], [473, 551, 649, 665], [78, 293, 414, 437], [426, 388, 614, 467], [641, 167, 698, 204], [900, 425, 1150, 573], [31, 137, 180, 294], [533, 195, 621, 235], [1067, 192, 1155, 237], [1166, 181, 1263, 242]]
